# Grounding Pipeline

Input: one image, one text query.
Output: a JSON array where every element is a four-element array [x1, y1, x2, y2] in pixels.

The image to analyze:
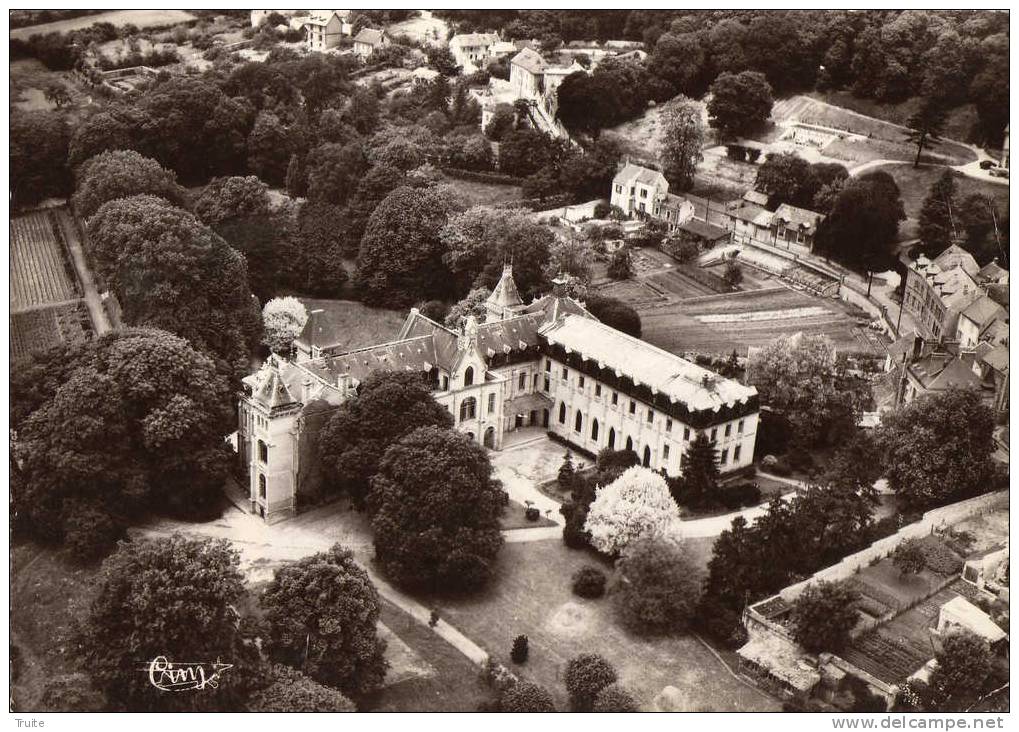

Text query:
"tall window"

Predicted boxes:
[[518, 372, 526, 390], [574, 410, 583, 433], [725, 423, 732, 437], [257, 440, 268, 463], [734, 444, 742, 462], [663, 444, 670, 461], [460, 397, 477, 422], [646, 409, 654, 424], [558, 402, 566, 424], [642, 446, 651, 467], [258, 474, 267, 499], [625, 436, 634, 451], [683, 427, 690, 441], [595, 384, 602, 397], [562, 367, 568, 379], [710, 427, 717, 442], [608, 428, 616, 449], [720, 448, 729, 465], [544, 376, 550, 392], [738, 419, 745, 434], [629, 401, 636, 415], [545, 360, 551, 372], [612, 392, 618, 406], [464, 366, 474, 387], [487, 393, 496, 414], [591, 419, 599, 442], [666, 419, 672, 432]]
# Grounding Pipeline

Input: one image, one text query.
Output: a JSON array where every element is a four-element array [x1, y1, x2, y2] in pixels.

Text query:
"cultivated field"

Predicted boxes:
[[636, 287, 883, 357], [10, 305, 92, 361], [10, 9, 196, 39], [11, 211, 79, 310]]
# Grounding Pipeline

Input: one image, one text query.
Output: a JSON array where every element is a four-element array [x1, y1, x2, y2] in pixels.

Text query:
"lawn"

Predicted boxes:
[[869, 163, 1010, 240], [808, 91, 980, 146], [423, 539, 779, 711], [440, 173, 523, 207], [501, 499, 558, 530]]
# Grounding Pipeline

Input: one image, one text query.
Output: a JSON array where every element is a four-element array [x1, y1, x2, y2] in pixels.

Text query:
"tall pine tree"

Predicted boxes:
[[681, 432, 720, 507], [918, 169, 957, 255]]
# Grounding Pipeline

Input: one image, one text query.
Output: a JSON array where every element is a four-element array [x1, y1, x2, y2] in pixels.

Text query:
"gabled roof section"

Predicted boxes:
[[978, 259, 1009, 285], [450, 32, 499, 48], [773, 203, 825, 230], [613, 162, 667, 189], [539, 315, 758, 412], [523, 292, 595, 325], [743, 190, 770, 207], [301, 334, 438, 386], [961, 294, 1007, 330], [933, 244, 980, 277], [247, 355, 302, 413], [354, 27, 385, 45], [677, 218, 728, 241], [511, 47, 547, 74]]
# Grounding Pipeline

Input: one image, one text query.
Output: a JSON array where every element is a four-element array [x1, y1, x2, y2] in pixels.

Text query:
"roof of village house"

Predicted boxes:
[[933, 243, 980, 277], [738, 635, 820, 692], [511, 47, 547, 74], [773, 203, 825, 230], [677, 218, 728, 241], [981, 317, 1009, 345], [354, 27, 385, 46], [725, 198, 767, 223], [980, 344, 1009, 373], [491, 40, 517, 54], [305, 10, 349, 26], [539, 315, 758, 412], [923, 264, 982, 313], [961, 294, 1007, 330], [742, 189, 770, 207], [450, 32, 499, 48], [910, 350, 982, 392], [613, 162, 667, 188], [978, 259, 1009, 284]]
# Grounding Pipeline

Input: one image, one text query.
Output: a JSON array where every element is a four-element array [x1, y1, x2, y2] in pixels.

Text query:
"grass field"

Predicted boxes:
[[440, 174, 523, 207], [423, 539, 779, 712], [869, 163, 1010, 240], [10, 9, 196, 39], [809, 91, 980, 146]]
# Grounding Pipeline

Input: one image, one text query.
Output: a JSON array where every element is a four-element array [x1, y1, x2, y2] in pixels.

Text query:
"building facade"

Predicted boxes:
[[304, 11, 351, 52], [353, 28, 388, 59], [610, 163, 669, 217], [238, 267, 759, 522], [449, 32, 500, 73], [902, 246, 982, 341]]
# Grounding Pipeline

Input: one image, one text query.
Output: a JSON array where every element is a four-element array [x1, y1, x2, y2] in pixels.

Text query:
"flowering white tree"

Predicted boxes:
[[584, 466, 680, 556], [262, 296, 309, 355]]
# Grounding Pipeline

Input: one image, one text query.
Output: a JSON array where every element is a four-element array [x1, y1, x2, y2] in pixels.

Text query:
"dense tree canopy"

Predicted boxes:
[[86, 195, 262, 374], [368, 426, 507, 592], [707, 71, 774, 140], [659, 97, 705, 191], [564, 654, 618, 712], [615, 535, 703, 635], [441, 206, 554, 299], [319, 370, 454, 505], [791, 581, 861, 653], [79, 534, 263, 711], [247, 665, 356, 713], [585, 466, 679, 556], [928, 631, 995, 711], [814, 171, 905, 273], [11, 109, 71, 208], [356, 184, 465, 306], [261, 544, 388, 697], [585, 295, 641, 338], [15, 329, 233, 556], [73, 149, 188, 219], [879, 388, 998, 509], [194, 175, 271, 226]]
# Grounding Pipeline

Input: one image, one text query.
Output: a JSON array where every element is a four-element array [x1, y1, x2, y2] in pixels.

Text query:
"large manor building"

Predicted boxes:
[[238, 267, 760, 522]]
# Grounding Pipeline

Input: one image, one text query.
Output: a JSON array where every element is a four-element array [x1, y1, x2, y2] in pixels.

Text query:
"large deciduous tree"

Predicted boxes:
[[585, 295, 641, 338], [564, 654, 618, 712], [706, 71, 773, 140], [814, 171, 905, 273], [440, 206, 553, 298], [261, 544, 388, 698], [878, 388, 997, 509], [929, 631, 994, 711], [15, 329, 233, 555], [791, 580, 860, 653], [306, 141, 368, 206], [319, 371, 454, 505], [905, 94, 949, 167], [247, 665, 356, 712], [356, 184, 465, 306], [658, 96, 705, 192], [194, 175, 271, 226], [368, 426, 507, 592], [78, 534, 263, 711], [615, 534, 704, 635], [10, 109, 71, 208], [86, 195, 262, 374], [584, 466, 679, 556], [261, 296, 309, 355], [73, 150, 188, 219]]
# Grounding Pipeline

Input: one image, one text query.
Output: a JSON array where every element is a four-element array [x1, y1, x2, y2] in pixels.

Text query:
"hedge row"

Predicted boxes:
[[440, 167, 524, 186]]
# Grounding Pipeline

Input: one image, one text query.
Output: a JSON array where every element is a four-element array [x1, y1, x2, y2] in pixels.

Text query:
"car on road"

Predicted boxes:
[[980, 160, 996, 169]]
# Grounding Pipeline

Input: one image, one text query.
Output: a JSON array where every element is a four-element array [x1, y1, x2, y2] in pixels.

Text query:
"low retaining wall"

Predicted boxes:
[[778, 491, 1008, 602]]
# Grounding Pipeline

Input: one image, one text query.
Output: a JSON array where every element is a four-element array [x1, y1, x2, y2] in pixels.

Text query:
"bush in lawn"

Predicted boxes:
[[564, 653, 618, 712], [593, 683, 639, 712], [562, 501, 592, 549], [791, 580, 860, 654], [501, 681, 556, 712], [510, 634, 529, 664], [717, 482, 762, 510], [584, 466, 679, 557], [615, 533, 704, 635], [525, 506, 540, 521], [572, 566, 607, 598], [247, 664, 356, 712], [480, 656, 517, 695], [893, 538, 927, 576]]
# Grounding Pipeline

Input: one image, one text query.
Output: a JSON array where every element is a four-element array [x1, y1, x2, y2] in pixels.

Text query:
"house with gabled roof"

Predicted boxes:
[[238, 267, 759, 522], [353, 27, 389, 59], [449, 32, 500, 73], [303, 10, 352, 52]]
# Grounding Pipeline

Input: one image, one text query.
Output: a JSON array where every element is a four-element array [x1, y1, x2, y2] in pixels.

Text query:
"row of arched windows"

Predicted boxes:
[[557, 402, 654, 468]]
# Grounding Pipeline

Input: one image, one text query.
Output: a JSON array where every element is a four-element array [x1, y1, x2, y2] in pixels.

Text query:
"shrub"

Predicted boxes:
[[717, 482, 762, 510], [594, 201, 611, 219], [615, 535, 704, 635], [561, 501, 591, 549], [564, 654, 617, 711], [593, 683, 638, 712], [791, 581, 860, 653], [480, 656, 517, 694], [571, 566, 607, 598], [510, 634, 529, 664], [500, 681, 556, 712], [525, 506, 540, 522], [770, 458, 792, 477], [786, 446, 815, 472], [917, 536, 963, 576], [893, 538, 927, 576]]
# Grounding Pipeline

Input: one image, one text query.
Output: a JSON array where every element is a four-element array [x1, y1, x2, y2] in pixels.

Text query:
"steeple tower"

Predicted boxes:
[[485, 263, 525, 322]]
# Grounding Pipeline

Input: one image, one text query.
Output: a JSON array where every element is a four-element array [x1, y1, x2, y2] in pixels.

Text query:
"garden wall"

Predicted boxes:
[[778, 491, 1008, 602]]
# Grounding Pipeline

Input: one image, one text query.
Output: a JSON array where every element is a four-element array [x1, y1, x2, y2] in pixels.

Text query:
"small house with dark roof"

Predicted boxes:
[[237, 266, 759, 522], [353, 27, 388, 59], [769, 203, 825, 253]]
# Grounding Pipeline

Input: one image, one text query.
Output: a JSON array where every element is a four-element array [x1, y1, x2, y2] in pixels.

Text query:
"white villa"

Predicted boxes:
[[238, 267, 760, 522]]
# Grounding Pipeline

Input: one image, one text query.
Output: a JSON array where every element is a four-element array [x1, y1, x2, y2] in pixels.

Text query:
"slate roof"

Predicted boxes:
[[245, 356, 302, 413], [725, 199, 767, 224], [980, 345, 1009, 373], [677, 218, 728, 242], [487, 264, 524, 311], [773, 203, 825, 230], [978, 259, 1009, 284], [354, 28, 385, 46], [511, 47, 547, 74], [961, 295, 1007, 330], [613, 163, 667, 189], [539, 315, 757, 412], [933, 244, 980, 277], [450, 32, 499, 48], [742, 190, 770, 206]]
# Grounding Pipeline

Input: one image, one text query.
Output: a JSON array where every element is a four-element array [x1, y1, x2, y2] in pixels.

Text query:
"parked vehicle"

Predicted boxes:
[[980, 159, 995, 170]]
